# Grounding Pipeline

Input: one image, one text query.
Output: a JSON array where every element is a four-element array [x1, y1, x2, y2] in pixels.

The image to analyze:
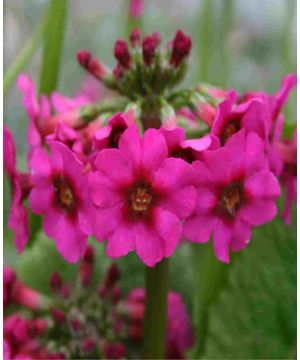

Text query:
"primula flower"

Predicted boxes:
[[4, 127, 31, 252], [124, 288, 194, 359], [275, 129, 297, 225], [211, 90, 272, 146], [184, 129, 281, 263], [88, 125, 196, 266], [160, 125, 219, 163], [29, 141, 94, 263]]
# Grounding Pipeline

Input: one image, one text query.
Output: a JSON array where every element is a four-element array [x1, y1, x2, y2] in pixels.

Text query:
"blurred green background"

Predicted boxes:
[[4, 1, 297, 358]]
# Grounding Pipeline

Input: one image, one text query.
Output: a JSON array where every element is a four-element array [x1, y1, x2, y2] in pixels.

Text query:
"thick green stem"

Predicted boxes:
[[39, 0, 68, 95], [143, 259, 169, 359], [4, 15, 46, 96]]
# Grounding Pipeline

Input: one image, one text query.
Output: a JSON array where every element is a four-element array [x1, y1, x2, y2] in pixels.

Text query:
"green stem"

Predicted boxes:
[[3, 15, 46, 95], [39, 0, 68, 95], [191, 243, 232, 358], [143, 259, 169, 359]]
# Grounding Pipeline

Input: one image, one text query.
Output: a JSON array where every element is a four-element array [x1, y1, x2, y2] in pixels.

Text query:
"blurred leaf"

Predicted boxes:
[[16, 233, 105, 296], [39, 0, 68, 95], [202, 211, 296, 359]]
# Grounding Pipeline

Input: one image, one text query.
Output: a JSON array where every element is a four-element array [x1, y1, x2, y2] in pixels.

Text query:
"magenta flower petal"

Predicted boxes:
[[4, 127, 16, 176], [213, 220, 231, 263], [231, 218, 251, 252], [153, 157, 194, 190], [88, 172, 122, 207], [184, 215, 215, 243], [239, 200, 277, 226], [106, 224, 135, 258], [29, 148, 52, 184], [118, 125, 142, 167], [194, 188, 217, 213], [43, 209, 62, 239], [154, 207, 181, 257], [141, 129, 168, 170], [94, 204, 123, 241], [162, 185, 197, 219], [54, 216, 87, 263], [245, 171, 281, 199], [95, 149, 133, 185], [29, 186, 54, 214], [135, 223, 164, 267]]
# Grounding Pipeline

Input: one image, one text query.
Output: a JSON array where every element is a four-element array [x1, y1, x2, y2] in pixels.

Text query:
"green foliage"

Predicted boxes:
[[39, 0, 68, 95], [202, 212, 296, 359]]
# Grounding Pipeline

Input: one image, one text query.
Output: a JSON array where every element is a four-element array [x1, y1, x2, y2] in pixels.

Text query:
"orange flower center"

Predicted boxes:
[[53, 177, 76, 212], [128, 180, 154, 216]]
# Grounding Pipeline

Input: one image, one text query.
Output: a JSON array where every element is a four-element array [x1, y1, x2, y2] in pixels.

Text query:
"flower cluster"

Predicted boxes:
[[4, 29, 296, 266], [4, 249, 194, 359]]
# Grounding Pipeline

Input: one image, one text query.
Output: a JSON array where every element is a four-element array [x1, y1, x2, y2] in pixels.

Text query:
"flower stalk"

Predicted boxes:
[[143, 258, 169, 359]]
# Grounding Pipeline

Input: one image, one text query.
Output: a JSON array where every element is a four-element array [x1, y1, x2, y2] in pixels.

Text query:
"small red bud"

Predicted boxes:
[[111, 287, 122, 304], [114, 39, 131, 69], [83, 245, 95, 263], [170, 30, 192, 68], [82, 338, 96, 353], [50, 272, 62, 293], [77, 50, 106, 79], [52, 309, 65, 325], [130, 28, 141, 48], [71, 318, 81, 332], [142, 33, 161, 66], [103, 342, 127, 360]]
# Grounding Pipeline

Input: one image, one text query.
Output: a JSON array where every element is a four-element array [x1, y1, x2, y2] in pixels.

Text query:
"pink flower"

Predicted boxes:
[[88, 125, 196, 266], [211, 90, 272, 146], [184, 129, 281, 263], [129, 0, 143, 18], [275, 129, 297, 225], [160, 125, 219, 163], [103, 342, 127, 360], [124, 288, 194, 359], [4, 127, 30, 252], [29, 141, 94, 263]]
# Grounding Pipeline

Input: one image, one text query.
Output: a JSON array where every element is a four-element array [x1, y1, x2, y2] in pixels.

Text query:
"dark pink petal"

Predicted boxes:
[[159, 126, 184, 149], [8, 180, 29, 253], [94, 125, 111, 149], [282, 177, 296, 225], [77, 201, 95, 235], [43, 209, 62, 239], [29, 186, 54, 215], [162, 186, 196, 219], [48, 141, 83, 180], [118, 125, 142, 168], [94, 149, 133, 185], [239, 200, 277, 226], [3, 127, 16, 176], [245, 131, 267, 173], [154, 207, 181, 257], [93, 204, 123, 241], [54, 216, 87, 263], [17, 74, 39, 120], [29, 148, 51, 184], [194, 188, 217, 213], [213, 220, 232, 263], [202, 147, 232, 183], [106, 223, 135, 258], [88, 172, 122, 207], [243, 100, 271, 141], [153, 157, 194, 190], [184, 214, 215, 244], [244, 171, 281, 199], [272, 74, 297, 120], [141, 129, 168, 171], [135, 223, 164, 267], [230, 217, 251, 252], [183, 135, 216, 152]]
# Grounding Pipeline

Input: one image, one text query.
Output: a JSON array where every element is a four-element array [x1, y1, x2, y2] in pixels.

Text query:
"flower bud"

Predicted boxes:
[[142, 33, 160, 66], [50, 272, 62, 293], [83, 245, 95, 263], [170, 30, 192, 68], [52, 309, 65, 325], [114, 40, 131, 69], [130, 28, 141, 48], [82, 338, 96, 354], [103, 342, 126, 360], [77, 50, 107, 79]]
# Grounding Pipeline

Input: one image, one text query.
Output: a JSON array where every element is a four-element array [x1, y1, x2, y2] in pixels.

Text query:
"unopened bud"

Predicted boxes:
[[170, 30, 192, 68], [142, 33, 160, 66], [130, 28, 141, 48], [77, 50, 107, 79], [114, 40, 131, 69]]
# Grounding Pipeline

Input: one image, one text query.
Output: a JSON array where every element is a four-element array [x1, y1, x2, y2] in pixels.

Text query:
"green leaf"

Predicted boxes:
[[202, 212, 296, 359], [39, 0, 68, 95]]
